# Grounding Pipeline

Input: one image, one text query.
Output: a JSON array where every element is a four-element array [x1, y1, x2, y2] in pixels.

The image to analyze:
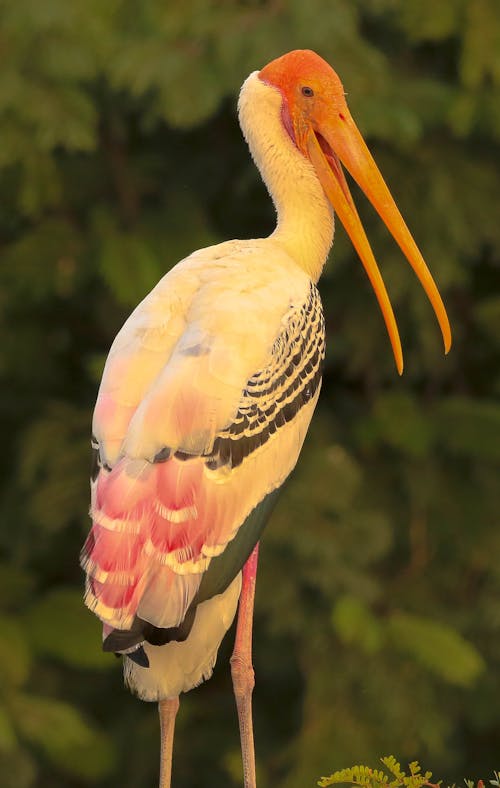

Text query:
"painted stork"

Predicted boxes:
[[81, 50, 451, 787]]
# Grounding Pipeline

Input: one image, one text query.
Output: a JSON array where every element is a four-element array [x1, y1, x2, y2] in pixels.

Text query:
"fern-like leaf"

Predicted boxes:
[[319, 758, 438, 788]]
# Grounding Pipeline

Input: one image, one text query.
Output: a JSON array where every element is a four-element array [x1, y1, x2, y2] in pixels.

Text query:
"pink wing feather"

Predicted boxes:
[[84, 455, 230, 629]]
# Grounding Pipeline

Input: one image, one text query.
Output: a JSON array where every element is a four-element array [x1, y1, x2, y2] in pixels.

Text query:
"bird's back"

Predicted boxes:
[[82, 238, 325, 699]]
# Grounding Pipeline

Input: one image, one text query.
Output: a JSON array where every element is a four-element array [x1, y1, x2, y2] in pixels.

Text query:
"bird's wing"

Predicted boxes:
[[81, 245, 325, 640]]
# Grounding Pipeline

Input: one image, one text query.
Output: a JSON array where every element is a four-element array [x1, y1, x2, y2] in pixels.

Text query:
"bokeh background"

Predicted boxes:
[[1, 1, 499, 786]]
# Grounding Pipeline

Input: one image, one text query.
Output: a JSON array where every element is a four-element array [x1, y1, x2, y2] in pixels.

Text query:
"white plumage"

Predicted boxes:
[[124, 574, 242, 700]]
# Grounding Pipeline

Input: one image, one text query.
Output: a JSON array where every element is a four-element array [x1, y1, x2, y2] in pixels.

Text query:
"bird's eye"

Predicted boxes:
[[301, 86, 314, 97]]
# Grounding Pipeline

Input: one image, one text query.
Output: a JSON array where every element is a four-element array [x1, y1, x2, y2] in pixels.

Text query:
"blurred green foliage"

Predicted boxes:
[[0, 0, 499, 785]]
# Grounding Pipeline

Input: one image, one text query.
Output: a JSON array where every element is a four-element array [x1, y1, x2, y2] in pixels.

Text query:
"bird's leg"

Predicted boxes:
[[158, 696, 180, 788], [230, 543, 259, 788]]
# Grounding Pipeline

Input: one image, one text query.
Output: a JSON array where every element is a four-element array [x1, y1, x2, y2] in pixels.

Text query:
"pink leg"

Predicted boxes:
[[158, 696, 179, 788], [230, 543, 259, 788]]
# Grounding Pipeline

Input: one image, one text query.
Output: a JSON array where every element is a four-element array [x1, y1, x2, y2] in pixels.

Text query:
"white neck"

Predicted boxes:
[[238, 72, 334, 282]]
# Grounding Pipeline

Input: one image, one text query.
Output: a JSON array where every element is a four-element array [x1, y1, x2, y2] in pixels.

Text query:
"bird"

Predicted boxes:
[[81, 49, 451, 788]]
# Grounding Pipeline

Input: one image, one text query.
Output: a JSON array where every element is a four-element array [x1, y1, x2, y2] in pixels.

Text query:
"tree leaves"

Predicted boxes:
[[387, 612, 485, 688], [0, 617, 32, 690], [0, 0, 498, 785], [319, 756, 435, 788], [332, 595, 384, 654], [19, 403, 90, 533], [332, 600, 485, 686], [434, 397, 500, 461], [11, 693, 115, 779], [24, 587, 114, 670]]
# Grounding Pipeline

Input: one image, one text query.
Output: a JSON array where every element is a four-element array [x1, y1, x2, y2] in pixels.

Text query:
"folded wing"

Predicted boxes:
[[81, 248, 325, 650]]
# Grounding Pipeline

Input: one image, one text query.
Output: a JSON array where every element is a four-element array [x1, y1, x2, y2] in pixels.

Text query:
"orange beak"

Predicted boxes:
[[294, 104, 452, 374]]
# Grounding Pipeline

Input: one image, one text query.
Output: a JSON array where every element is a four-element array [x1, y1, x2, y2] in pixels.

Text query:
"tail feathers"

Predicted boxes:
[[123, 572, 242, 701], [102, 607, 197, 654]]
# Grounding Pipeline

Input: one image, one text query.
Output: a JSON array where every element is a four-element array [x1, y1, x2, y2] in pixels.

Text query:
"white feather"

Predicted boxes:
[[124, 573, 242, 700]]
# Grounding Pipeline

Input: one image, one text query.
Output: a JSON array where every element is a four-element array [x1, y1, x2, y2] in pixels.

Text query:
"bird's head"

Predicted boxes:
[[259, 49, 451, 374]]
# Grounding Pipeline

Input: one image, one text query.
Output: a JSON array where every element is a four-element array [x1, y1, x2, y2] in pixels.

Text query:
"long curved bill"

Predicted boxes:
[[299, 109, 452, 374]]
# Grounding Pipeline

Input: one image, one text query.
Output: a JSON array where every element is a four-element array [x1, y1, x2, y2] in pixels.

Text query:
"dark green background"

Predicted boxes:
[[1, 1, 499, 785]]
